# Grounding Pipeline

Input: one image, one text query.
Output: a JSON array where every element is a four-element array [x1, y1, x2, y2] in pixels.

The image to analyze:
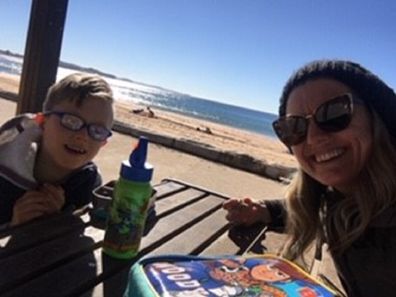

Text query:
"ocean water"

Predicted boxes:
[[0, 53, 278, 138]]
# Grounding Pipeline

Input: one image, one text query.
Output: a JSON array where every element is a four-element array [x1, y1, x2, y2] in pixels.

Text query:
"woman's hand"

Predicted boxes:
[[222, 197, 271, 226], [11, 184, 65, 226]]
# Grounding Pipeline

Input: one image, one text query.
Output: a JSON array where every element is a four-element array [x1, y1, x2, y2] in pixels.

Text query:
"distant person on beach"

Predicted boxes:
[[196, 126, 213, 134], [131, 106, 155, 118], [147, 106, 155, 118], [223, 59, 396, 296], [0, 73, 113, 228], [131, 108, 144, 114]]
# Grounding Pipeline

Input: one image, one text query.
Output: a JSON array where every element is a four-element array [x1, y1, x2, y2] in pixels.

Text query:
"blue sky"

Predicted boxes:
[[0, 0, 395, 113]]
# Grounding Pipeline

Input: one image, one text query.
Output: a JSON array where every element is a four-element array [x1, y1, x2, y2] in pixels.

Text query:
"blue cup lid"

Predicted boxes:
[[120, 136, 154, 182]]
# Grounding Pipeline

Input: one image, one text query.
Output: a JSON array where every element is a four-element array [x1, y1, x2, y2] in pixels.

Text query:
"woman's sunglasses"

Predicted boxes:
[[46, 111, 112, 141], [272, 93, 358, 147]]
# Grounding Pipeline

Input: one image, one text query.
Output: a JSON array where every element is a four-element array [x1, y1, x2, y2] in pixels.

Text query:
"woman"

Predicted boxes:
[[223, 60, 396, 297]]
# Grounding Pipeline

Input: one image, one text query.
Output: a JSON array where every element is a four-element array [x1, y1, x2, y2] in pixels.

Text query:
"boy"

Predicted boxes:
[[0, 73, 114, 227]]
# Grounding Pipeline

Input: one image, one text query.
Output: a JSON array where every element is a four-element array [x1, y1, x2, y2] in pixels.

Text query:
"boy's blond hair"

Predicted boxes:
[[43, 73, 114, 112]]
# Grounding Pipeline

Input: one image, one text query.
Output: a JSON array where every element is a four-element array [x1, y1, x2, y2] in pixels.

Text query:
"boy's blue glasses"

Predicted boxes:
[[46, 111, 112, 141]]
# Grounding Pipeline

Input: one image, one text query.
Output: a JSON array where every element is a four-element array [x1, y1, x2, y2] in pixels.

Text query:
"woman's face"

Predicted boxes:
[[287, 79, 373, 192]]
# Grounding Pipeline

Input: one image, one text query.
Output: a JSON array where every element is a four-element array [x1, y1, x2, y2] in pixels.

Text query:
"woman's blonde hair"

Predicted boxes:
[[283, 110, 396, 261]]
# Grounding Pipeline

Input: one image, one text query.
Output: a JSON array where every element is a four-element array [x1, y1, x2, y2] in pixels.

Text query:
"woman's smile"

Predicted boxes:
[[313, 147, 345, 163]]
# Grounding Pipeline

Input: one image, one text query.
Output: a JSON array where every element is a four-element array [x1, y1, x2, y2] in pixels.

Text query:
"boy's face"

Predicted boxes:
[[41, 97, 113, 172]]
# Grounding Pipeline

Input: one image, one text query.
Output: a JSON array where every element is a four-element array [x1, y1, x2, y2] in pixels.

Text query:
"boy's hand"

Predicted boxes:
[[223, 197, 271, 226], [11, 190, 51, 226], [39, 184, 65, 212], [11, 185, 65, 226]]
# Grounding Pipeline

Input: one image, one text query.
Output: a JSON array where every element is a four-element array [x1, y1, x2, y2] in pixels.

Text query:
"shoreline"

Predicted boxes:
[[0, 72, 297, 181]]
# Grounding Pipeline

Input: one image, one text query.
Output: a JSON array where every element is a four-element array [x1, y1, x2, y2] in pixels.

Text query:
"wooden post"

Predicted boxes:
[[17, 0, 69, 114]]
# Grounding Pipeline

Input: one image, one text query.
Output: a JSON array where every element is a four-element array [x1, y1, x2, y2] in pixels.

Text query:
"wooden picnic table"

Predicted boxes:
[[0, 178, 286, 297]]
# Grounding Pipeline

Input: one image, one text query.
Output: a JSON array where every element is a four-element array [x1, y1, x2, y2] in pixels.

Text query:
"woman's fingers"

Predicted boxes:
[[222, 198, 242, 210], [223, 197, 266, 226]]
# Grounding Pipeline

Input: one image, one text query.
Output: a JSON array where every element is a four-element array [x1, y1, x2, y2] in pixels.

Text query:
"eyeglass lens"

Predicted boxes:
[[273, 94, 353, 146], [56, 113, 110, 141]]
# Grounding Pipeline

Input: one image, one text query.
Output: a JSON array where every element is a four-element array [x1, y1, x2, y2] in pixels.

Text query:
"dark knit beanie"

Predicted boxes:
[[278, 60, 396, 138]]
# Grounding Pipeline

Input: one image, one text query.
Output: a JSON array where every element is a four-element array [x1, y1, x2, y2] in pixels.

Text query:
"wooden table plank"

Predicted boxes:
[[154, 180, 187, 197], [148, 207, 230, 255], [139, 195, 225, 253], [0, 229, 95, 292], [2, 248, 102, 297], [161, 178, 230, 199], [0, 212, 90, 258], [200, 224, 266, 256], [154, 188, 207, 216], [80, 264, 132, 297]]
